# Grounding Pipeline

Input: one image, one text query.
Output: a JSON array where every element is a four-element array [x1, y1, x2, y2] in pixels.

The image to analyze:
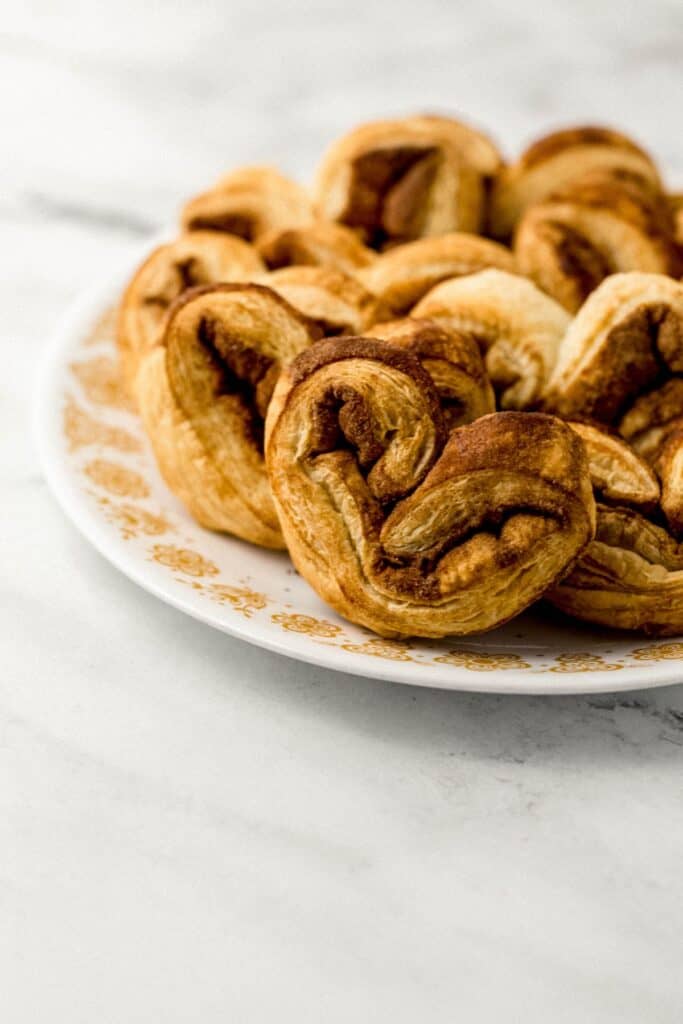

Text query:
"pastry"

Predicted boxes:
[[135, 283, 319, 548], [412, 268, 571, 408], [368, 317, 495, 429], [514, 170, 679, 312], [257, 221, 376, 274], [358, 232, 517, 314], [668, 193, 683, 247], [117, 231, 264, 395], [314, 115, 502, 247], [181, 166, 313, 242], [259, 266, 387, 335], [490, 126, 661, 239], [265, 337, 595, 638], [543, 273, 683, 423]]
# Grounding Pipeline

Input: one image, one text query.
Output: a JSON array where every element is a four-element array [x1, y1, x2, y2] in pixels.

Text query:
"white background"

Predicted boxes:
[[3, 1, 683, 1020]]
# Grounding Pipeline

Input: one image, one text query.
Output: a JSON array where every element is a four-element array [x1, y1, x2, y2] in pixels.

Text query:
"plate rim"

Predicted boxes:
[[34, 259, 683, 696]]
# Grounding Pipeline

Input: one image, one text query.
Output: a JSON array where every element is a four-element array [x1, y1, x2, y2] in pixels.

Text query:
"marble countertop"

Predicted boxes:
[[4, 1, 683, 1019]]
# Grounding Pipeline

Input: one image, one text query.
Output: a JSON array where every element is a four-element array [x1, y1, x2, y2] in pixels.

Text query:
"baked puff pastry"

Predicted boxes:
[[411, 268, 571, 409], [490, 126, 661, 239], [117, 231, 265, 395], [259, 266, 387, 336], [181, 166, 314, 243], [514, 171, 680, 312], [544, 273, 683, 424], [314, 115, 502, 248], [358, 232, 517, 315], [368, 318, 495, 430], [257, 221, 376, 274], [136, 283, 319, 548], [547, 425, 683, 634], [265, 338, 595, 638]]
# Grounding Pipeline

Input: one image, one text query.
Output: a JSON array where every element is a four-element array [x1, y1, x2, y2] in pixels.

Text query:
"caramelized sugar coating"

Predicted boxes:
[[135, 284, 319, 548], [412, 269, 570, 409], [544, 273, 683, 424], [117, 231, 265, 395], [314, 115, 502, 248], [181, 166, 313, 243], [490, 126, 661, 239], [359, 232, 517, 315], [515, 170, 679, 312], [368, 317, 495, 430], [265, 337, 595, 638]]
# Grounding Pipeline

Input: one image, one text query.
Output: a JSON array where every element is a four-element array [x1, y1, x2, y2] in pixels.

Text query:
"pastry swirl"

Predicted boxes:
[[411, 269, 571, 408], [117, 231, 265, 395], [368, 318, 495, 430], [358, 232, 517, 315], [136, 283, 319, 548], [514, 170, 679, 312], [257, 221, 375, 274], [314, 115, 502, 248], [490, 126, 661, 239], [544, 273, 683, 424], [259, 266, 387, 336], [265, 338, 595, 637], [181, 166, 313, 242]]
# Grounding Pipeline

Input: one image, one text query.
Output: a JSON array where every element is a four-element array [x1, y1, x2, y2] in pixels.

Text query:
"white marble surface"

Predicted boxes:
[[4, 1, 683, 1020]]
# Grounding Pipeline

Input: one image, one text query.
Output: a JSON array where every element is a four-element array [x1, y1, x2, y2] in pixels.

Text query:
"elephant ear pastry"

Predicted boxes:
[[548, 505, 683, 635], [568, 421, 660, 508], [358, 232, 517, 315], [260, 266, 387, 335], [181, 166, 313, 242], [412, 268, 570, 409], [368, 317, 495, 429], [257, 221, 375, 273], [490, 126, 661, 239], [514, 170, 679, 312], [543, 273, 683, 423], [314, 115, 502, 247], [135, 283, 319, 548], [265, 337, 595, 638], [117, 231, 265, 395]]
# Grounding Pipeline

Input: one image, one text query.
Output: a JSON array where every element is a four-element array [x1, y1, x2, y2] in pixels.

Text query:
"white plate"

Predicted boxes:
[[36, 263, 683, 694]]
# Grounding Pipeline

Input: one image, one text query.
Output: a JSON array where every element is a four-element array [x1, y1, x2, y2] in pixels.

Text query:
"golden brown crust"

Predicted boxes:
[[257, 221, 375, 273], [135, 283, 319, 548], [181, 166, 313, 242], [368, 317, 495, 430], [490, 126, 661, 239], [265, 338, 594, 637], [568, 421, 660, 509], [314, 116, 502, 247], [358, 232, 517, 314], [412, 268, 570, 409], [117, 232, 265, 396], [258, 265, 388, 336], [514, 171, 680, 312], [548, 504, 683, 635], [544, 273, 683, 423]]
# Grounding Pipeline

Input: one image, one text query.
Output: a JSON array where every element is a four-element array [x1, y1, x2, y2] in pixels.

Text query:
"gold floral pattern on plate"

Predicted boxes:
[[96, 497, 171, 540], [434, 649, 531, 671], [64, 397, 141, 453], [84, 458, 150, 498], [70, 356, 134, 411], [205, 583, 268, 617], [340, 637, 414, 661], [632, 643, 683, 662], [150, 544, 219, 578], [550, 653, 622, 673], [272, 612, 343, 638]]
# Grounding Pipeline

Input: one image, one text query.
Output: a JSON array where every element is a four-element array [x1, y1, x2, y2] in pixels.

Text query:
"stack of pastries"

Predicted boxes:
[[117, 115, 683, 638]]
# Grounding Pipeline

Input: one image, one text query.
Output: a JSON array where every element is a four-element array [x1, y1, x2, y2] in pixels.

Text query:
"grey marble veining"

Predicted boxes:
[[3, 1, 683, 1020]]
